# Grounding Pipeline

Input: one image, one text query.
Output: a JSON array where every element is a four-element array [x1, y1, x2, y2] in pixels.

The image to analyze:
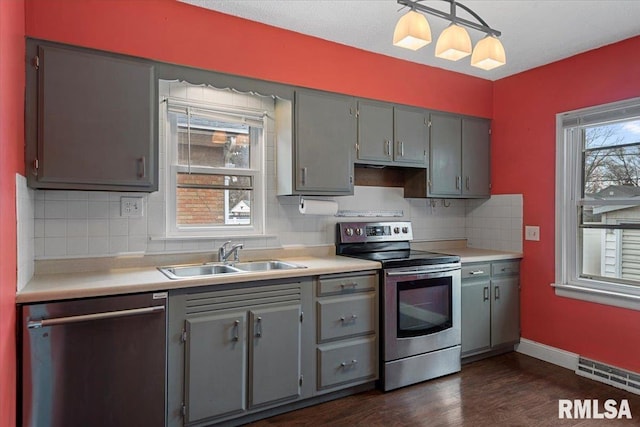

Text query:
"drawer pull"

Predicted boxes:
[[340, 359, 358, 368], [340, 314, 358, 323], [469, 270, 485, 275], [340, 282, 358, 290]]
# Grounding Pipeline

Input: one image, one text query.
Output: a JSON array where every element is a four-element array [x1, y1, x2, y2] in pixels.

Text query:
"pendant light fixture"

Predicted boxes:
[[435, 23, 472, 61], [393, 10, 432, 50], [470, 34, 506, 70], [394, 0, 505, 70]]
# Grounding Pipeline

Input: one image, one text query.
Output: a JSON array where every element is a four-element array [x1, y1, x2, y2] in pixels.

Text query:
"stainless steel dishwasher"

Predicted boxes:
[[20, 292, 167, 427]]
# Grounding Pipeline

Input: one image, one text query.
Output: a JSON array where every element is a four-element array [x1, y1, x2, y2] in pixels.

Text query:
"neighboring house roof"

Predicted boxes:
[[590, 185, 640, 199], [590, 185, 640, 215], [231, 200, 250, 214]]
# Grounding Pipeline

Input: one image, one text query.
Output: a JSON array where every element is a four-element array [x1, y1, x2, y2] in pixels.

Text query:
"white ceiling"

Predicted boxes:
[[180, 0, 640, 81]]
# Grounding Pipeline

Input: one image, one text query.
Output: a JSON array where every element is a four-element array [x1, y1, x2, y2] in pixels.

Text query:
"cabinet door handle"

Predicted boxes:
[[340, 314, 358, 323], [494, 286, 500, 300], [466, 176, 470, 190], [137, 157, 146, 179], [255, 316, 262, 337], [340, 359, 358, 368], [340, 282, 358, 290], [232, 320, 240, 342], [483, 286, 489, 301], [456, 176, 461, 190], [385, 140, 391, 157], [301, 167, 307, 186]]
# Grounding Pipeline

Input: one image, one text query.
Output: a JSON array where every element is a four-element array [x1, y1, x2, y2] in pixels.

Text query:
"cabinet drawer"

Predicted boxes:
[[317, 337, 377, 389], [491, 261, 520, 276], [317, 272, 377, 296], [317, 294, 375, 342], [461, 263, 491, 280]]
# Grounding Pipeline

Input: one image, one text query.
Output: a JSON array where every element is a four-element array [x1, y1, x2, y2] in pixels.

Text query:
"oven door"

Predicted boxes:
[[384, 263, 461, 362]]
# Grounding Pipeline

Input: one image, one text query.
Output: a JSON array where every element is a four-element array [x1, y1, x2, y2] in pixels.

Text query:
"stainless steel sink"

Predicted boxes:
[[158, 260, 306, 279], [234, 260, 306, 272], [159, 263, 242, 279]]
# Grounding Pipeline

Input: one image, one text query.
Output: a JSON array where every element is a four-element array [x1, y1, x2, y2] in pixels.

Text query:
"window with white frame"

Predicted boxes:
[[163, 91, 265, 237], [555, 98, 640, 310]]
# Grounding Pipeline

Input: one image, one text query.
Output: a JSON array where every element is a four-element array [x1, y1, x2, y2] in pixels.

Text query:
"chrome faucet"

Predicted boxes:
[[218, 241, 243, 264]]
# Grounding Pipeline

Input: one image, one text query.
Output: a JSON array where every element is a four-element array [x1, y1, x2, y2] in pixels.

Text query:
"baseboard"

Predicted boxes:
[[516, 339, 640, 395], [515, 338, 578, 370]]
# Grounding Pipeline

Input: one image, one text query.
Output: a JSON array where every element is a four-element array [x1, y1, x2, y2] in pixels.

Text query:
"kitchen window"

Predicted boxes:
[[555, 97, 640, 310], [164, 96, 265, 237]]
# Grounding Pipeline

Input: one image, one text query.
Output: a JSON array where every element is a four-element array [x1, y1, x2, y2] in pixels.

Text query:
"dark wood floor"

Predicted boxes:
[[247, 353, 640, 426]]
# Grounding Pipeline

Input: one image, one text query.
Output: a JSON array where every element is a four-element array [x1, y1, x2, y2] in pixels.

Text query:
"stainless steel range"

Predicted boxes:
[[336, 221, 462, 391]]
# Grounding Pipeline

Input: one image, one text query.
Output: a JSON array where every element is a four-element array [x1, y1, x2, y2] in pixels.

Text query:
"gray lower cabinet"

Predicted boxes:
[[168, 280, 312, 427], [25, 39, 158, 191], [315, 271, 379, 392], [461, 260, 520, 359], [276, 89, 356, 195], [428, 113, 490, 198]]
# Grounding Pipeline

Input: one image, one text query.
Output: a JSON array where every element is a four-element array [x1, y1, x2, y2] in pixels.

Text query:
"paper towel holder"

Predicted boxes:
[[298, 196, 339, 216]]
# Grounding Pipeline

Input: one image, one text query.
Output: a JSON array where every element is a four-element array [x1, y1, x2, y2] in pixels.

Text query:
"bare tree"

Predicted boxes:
[[583, 125, 640, 194]]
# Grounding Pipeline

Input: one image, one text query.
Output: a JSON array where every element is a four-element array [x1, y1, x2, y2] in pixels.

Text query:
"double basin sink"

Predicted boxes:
[[159, 260, 306, 280]]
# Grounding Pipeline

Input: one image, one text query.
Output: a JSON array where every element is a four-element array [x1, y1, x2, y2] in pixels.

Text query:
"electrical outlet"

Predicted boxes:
[[525, 225, 540, 241], [121, 196, 144, 217]]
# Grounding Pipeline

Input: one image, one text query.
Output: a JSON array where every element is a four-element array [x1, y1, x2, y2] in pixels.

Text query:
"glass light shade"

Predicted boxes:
[[435, 23, 472, 61], [471, 35, 506, 70], [393, 10, 432, 51]]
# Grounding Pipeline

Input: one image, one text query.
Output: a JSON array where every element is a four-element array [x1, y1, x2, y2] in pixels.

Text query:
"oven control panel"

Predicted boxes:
[[337, 221, 413, 243]]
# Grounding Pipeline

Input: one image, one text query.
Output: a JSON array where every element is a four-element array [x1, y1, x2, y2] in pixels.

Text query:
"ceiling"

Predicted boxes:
[[180, 0, 640, 81]]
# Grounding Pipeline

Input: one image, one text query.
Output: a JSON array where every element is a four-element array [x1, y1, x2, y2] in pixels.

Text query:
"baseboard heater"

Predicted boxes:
[[576, 357, 640, 395]]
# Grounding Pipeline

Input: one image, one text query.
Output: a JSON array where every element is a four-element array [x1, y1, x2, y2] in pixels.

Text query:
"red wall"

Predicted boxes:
[[492, 36, 640, 372], [0, 0, 25, 425], [24, 0, 492, 118], [6, 0, 638, 420]]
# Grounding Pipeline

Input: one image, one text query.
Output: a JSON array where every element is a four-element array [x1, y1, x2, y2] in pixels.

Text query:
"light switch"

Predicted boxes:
[[525, 225, 540, 241]]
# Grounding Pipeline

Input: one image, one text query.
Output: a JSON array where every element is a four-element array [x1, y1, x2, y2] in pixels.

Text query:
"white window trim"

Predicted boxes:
[[554, 97, 640, 311], [163, 96, 266, 238]]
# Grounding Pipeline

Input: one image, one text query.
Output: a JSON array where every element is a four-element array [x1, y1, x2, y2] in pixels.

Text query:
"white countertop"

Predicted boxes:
[[17, 246, 522, 304], [436, 247, 522, 263], [17, 255, 381, 304]]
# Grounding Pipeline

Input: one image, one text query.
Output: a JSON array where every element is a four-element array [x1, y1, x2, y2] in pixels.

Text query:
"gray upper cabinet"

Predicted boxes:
[[356, 100, 394, 164], [393, 105, 429, 167], [356, 101, 427, 167], [429, 113, 490, 198], [25, 41, 158, 191], [462, 117, 491, 197], [277, 90, 356, 195], [429, 113, 462, 196]]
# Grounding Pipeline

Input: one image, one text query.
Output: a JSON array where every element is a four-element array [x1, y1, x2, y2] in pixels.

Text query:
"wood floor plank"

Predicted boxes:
[[246, 353, 640, 426]]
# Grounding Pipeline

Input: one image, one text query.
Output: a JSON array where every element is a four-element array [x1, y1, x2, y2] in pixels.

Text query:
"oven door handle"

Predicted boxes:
[[386, 266, 460, 277]]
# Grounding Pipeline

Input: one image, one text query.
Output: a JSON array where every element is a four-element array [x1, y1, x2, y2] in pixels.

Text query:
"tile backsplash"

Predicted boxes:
[[466, 194, 523, 252], [25, 189, 521, 257]]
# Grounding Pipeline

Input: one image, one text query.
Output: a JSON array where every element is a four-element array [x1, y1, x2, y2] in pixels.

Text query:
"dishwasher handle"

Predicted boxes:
[[27, 305, 165, 329]]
